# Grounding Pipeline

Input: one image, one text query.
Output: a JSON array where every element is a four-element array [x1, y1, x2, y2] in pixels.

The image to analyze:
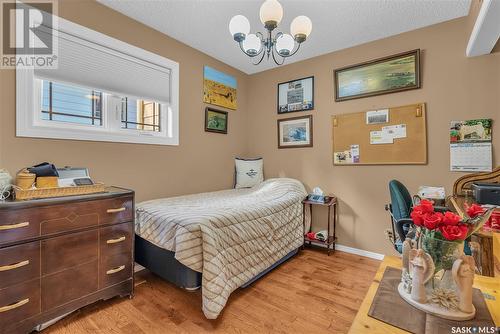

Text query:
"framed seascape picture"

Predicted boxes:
[[277, 76, 314, 114], [205, 107, 228, 134], [203, 66, 237, 110], [334, 49, 420, 102], [277, 115, 313, 149]]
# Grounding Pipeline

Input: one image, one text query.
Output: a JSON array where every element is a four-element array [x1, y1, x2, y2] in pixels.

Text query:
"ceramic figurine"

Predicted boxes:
[[409, 249, 427, 303], [402, 238, 411, 278], [452, 255, 475, 314]]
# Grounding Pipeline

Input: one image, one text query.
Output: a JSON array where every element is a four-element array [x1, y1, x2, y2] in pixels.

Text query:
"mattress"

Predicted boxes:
[[135, 178, 307, 319]]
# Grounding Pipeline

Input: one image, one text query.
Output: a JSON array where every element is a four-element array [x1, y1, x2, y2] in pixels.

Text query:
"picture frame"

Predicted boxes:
[[277, 76, 314, 114], [203, 66, 237, 110], [334, 49, 421, 102], [205, 107, 228, 134], [277, 115, 313, 149]]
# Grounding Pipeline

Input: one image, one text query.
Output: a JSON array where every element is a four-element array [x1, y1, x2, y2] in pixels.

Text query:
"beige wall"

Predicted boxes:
[[246, 16, 500, 255], [0, 0, 249, 202]]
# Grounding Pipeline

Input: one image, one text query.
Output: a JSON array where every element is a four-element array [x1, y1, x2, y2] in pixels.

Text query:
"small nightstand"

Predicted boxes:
[[302, 196, 338, 255]]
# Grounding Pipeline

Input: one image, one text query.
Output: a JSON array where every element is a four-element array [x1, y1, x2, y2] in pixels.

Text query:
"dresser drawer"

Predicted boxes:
[[0, 279, 40, 328], [100, 223, 133, 258], [99, 252, 133, 289], [0, 241, 40, 290], [42, 260, 98, 311], [0, 195, 133, 246], [0, 209, 40, 246], [42, 229, 98, 275]]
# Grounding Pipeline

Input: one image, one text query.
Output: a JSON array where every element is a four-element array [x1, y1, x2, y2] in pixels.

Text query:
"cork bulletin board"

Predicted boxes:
[[332, 103, 427, 165]]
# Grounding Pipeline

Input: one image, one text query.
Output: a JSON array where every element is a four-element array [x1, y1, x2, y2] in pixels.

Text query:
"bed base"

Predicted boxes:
[[135, 235, 298, 290]]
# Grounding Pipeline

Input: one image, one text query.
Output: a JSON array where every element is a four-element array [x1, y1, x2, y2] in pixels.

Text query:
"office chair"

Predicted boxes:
[[385, 180, 415, 253]]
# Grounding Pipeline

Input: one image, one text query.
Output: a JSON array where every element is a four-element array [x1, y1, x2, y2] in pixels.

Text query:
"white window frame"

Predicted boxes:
[[16, 14, 179, 146]]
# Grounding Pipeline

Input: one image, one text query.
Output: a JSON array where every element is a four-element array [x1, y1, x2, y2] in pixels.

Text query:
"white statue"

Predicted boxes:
[[452, 255, 475, 314], [409, 249, 428, 303], [402, 238, 411, 277]]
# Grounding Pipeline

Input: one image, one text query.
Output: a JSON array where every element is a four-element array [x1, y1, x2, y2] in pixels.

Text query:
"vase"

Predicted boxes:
[[421, 233, 464, 292]]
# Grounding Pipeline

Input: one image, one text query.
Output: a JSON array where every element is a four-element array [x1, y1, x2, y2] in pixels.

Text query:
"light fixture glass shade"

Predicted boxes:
[[276, 34, 295, 56], [242, 34, 262, 55], [259, 0, 283, 25], [290, 15, 312, 37], [229, 15, 250, 37]]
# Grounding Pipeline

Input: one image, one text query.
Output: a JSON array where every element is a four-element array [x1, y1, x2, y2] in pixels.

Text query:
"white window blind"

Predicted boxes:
[[34, 26, 171, 104]]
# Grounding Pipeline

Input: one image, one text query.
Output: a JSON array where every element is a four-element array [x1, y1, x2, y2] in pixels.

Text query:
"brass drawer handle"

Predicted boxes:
[[107, 207, 126, 214], [0, 260, 30, 272], [0, 222, 29, 231], [106, 265, 125, 275], [0, 298, 29, 313], [106, 236, 126, 244]]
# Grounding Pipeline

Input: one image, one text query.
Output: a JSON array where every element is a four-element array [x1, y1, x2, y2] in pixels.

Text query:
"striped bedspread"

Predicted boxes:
[[135, 178, 307, 319]]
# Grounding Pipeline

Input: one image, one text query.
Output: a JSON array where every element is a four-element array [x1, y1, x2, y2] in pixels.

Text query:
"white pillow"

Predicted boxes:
[[235, 158, 264, 189]]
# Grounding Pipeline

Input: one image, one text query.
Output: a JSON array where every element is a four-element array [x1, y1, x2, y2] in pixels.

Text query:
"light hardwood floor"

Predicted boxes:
[[44, 249, 380, 334]]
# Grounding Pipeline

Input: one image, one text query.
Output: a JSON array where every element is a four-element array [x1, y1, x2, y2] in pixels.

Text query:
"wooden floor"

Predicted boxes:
[[44, 249, 380, 334]]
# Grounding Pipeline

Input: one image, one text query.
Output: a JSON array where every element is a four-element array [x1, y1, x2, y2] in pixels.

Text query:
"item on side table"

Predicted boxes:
[[307, 187, 326, 203], [306, 232, 316, 240], [16, 169, 36, 190], [315, 230, 328, 242], [302, 195, 338, 255], [399, 200, 494, 320], [36, 176, 59, 189], [234, 157, 264, 189]]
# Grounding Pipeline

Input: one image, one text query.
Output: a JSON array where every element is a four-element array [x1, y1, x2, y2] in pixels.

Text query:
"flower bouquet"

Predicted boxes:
[[398, 200, 494, 320]]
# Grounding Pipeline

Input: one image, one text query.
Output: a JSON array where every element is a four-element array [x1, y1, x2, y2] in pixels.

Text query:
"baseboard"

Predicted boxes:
[[334, 244, 385, 260]]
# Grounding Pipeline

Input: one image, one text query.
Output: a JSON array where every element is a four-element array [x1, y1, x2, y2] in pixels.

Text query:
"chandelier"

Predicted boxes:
[[228, 0, 312, 66]]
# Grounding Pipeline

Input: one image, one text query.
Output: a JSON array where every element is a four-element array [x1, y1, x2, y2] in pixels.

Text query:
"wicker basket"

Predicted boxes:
[[15, 183, 106, 201]]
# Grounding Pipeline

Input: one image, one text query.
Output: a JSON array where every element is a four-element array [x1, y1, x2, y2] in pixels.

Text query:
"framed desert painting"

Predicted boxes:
[[334, 49, 420, 102], [277, 115, 313, 149], [277, 76, 314, 114], [205, 107, 228, 134], [203, 66, 237, 110]]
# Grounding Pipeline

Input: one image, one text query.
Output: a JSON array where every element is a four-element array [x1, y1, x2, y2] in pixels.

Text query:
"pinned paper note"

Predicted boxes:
[[382, 124, 407, 139], [350, 145, 360, 163], [366, 109, 389, 124], [370, 131, 393, 144], [334, 150, 353, 164]]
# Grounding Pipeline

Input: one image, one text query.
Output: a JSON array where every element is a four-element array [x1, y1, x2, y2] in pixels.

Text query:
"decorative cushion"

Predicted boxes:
[[234, 157, 264, 189]]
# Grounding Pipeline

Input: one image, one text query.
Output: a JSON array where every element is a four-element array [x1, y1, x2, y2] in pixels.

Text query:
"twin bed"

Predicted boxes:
[[134, 178, 307, 319]]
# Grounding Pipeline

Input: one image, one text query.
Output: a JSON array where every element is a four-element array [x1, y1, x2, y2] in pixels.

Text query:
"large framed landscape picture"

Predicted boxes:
[[277, 76, 314, 114], [203, 66, 237, 110], [277, 115, 313, 149], [334, 49, 420, 102], [205, 107, 228, 134]]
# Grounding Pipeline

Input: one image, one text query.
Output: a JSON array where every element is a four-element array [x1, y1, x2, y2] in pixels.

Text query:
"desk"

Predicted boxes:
[[348, 256, 500, 334], [448, 196, 499, 277]]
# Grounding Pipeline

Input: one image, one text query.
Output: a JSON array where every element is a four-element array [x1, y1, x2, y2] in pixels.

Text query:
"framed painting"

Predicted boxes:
[[277, 115, 313, 149], [277, 76, 314, 114], [334, 49, 420, 102], [205, 107, 228, 134], [203, 66, 237, 110]]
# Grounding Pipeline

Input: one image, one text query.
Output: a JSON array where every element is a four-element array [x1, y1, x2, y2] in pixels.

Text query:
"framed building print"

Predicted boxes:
[[277, 76, 314, 114], [277, 115, 313, 149], [205, 107, 228, 134], [334, 49, 420, 102]]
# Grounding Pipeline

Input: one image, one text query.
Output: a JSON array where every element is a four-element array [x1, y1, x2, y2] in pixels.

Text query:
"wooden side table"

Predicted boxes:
[[302, 196, 338, 255]]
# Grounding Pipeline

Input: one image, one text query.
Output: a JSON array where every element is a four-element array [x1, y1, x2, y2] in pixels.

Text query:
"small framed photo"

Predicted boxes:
[[205, 107, 228, 134], [277, 115, 313, 149], [277, 76, 314, 114]]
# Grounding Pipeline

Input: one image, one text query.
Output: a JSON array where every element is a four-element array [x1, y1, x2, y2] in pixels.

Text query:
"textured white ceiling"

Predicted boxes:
[[97, 0, 471, 74]]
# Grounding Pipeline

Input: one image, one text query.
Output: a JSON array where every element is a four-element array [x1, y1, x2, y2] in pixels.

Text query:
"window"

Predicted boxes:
[[17, 14, 179, 146], [41, 81, 103, 126], [121, 98, 161, 132]]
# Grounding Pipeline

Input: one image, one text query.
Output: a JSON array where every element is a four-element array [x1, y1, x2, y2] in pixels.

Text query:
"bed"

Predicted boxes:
[[134, 178, 307, 319]]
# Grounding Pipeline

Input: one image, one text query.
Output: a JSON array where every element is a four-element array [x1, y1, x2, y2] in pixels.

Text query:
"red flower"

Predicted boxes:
[[466, 204, 485, 218], [419, 199, 435, 213], [410, 208, 425, 226], [442, 211, 461, 226], [423, 212, 443, 230], [439, 223, 468, 241]]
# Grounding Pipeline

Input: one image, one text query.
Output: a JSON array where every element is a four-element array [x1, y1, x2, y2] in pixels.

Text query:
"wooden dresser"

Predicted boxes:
[[0, 187, 134, 334]]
